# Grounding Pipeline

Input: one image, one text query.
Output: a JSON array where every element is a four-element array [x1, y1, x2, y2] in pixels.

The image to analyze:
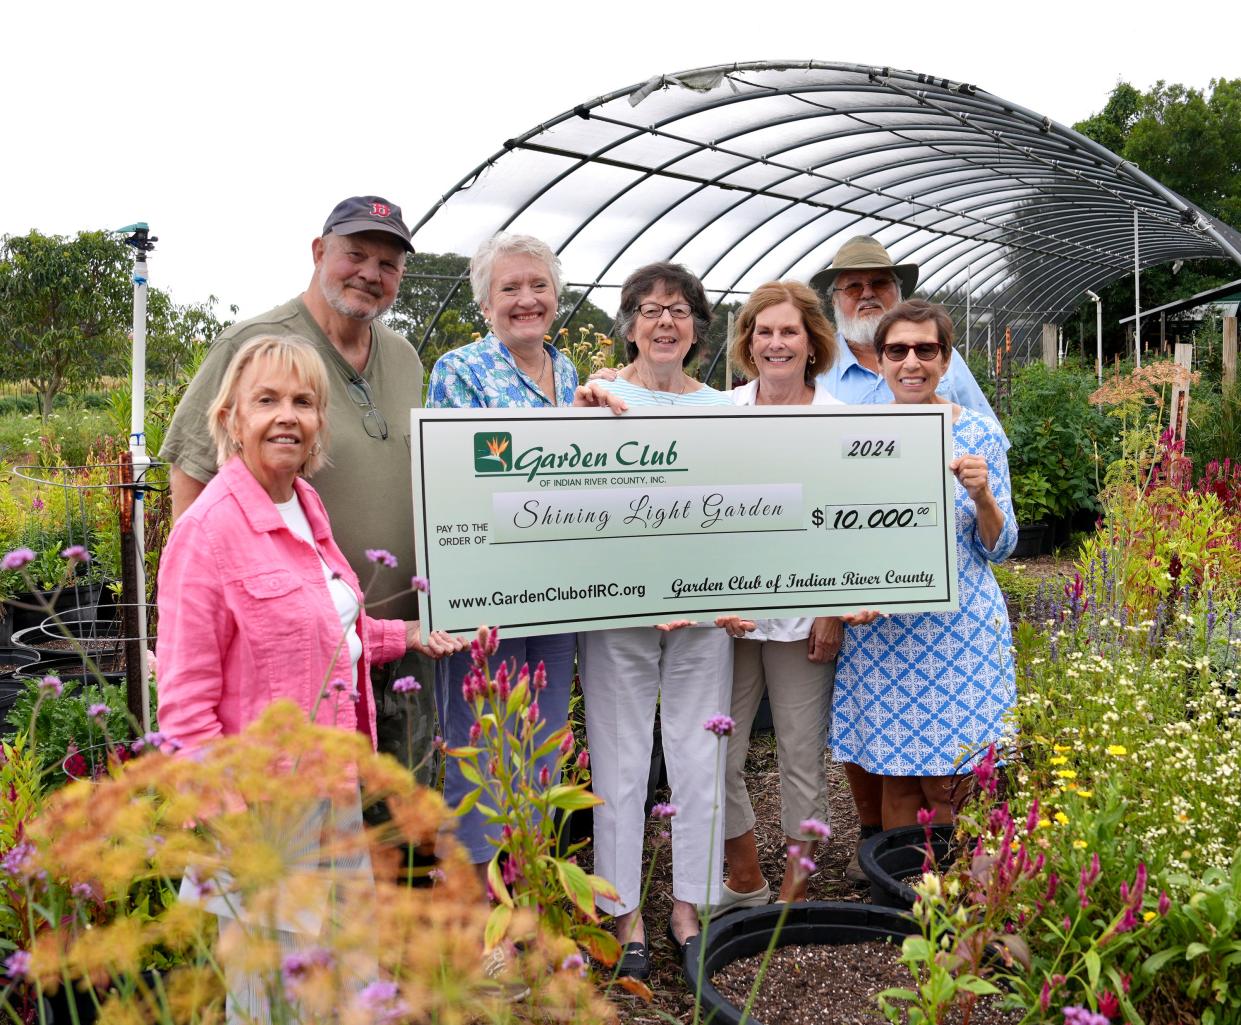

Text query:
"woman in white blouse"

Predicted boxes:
[[714, 280, 843, 906]]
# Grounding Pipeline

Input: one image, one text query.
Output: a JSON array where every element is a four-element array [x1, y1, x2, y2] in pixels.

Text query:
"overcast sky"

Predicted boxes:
[[6, 0, 1235, 321]]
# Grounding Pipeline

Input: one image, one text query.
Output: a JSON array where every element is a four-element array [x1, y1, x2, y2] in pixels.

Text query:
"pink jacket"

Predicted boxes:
[[155, 457, 407, 751]]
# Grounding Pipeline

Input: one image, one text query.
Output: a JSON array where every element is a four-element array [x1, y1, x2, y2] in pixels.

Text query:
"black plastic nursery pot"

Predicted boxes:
[[683, 901, 918, 1025], [0, 645, 40, 679], [859, 823, 957, 909], [1012, 523, 1049, 559]]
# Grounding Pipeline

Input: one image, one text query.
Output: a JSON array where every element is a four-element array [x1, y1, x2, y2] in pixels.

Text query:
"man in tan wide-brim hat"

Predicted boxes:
[[810, 234, 1003, 418], [808, 235, 1005, 887]]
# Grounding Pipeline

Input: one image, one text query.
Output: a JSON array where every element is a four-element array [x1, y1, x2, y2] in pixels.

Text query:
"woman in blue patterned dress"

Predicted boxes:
[[831, 299, 1016, 828], [427, 234, 584, 877]]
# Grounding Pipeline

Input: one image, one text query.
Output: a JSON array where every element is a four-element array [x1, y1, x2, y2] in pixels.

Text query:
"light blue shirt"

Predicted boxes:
[[816, 335, 1009, 449]]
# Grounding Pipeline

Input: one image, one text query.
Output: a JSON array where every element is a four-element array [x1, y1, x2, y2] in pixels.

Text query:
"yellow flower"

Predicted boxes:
[[1034, 734, 1052, 745], [1143, 911, 1157, 923], [1053, 744, 1071, 753], [1076, 790, 1093, 798], [1037, 818, 1052, 829], [1054, 769, 1078, 780], [1049, 756, 1068, 765], [1054, 811, 1070, 825], [1107, 744, 1127, 757], [1072, 839, 1088, 849]]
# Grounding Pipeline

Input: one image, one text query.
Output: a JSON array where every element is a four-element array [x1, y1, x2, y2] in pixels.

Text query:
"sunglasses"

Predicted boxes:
[[346, 375, 389, 440], [879, 342, 946, 362], [832, 277, 899, 300]]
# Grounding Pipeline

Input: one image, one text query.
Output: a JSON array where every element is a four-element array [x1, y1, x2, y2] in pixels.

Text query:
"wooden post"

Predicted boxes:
[[1041, 323, 1057, 368], [1224, 316, 1237, 389], [118, 452, 144, 733], [1169, 342, 1193, 443]]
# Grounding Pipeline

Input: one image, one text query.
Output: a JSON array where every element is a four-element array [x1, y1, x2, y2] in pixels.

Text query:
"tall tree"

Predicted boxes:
[[0, 229, 232, 416], [1070, 78, 1241, 353], [0, 230, 133, 417]]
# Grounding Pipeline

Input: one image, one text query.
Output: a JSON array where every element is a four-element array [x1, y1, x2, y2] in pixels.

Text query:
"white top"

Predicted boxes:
[[727, 378, 843, 642], [275, 493, 362, 688]]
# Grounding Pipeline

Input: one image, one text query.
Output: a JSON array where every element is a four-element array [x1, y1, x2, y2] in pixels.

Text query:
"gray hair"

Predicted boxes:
[[615, 261, 713, 365], [469, 233, 562, 307]]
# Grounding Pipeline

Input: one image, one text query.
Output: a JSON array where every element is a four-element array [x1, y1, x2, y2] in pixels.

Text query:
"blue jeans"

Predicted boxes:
[[434, 633, 576, 864]]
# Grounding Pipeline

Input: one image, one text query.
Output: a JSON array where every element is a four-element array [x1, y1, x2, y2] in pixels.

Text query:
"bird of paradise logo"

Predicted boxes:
[[473, 432, 512, 473]]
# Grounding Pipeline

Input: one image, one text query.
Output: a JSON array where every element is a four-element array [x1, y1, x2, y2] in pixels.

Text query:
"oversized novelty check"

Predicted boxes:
[[411, 406, 958, 637]]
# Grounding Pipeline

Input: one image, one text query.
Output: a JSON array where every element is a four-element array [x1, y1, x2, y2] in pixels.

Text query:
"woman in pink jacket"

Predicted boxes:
[[156, 334, 458, 750], [155, 334, 459, 1024]]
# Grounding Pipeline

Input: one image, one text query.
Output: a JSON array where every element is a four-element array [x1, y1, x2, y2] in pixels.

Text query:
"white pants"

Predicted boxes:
[[578, 626, 733, 915]]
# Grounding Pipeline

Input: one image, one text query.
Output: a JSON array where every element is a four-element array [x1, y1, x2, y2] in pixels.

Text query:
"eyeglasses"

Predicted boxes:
[[346, 375, 389, 440], [637, 302, 693, 320], [832, 277, 899, 301], [879, 342, 946, 362]]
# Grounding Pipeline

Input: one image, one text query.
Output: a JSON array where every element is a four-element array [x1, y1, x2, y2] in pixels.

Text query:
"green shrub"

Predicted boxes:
[[1002, 363, 1118, 522]]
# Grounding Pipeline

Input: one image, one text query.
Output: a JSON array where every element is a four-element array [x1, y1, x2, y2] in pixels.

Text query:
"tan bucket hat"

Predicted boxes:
[[809, 235, 919, 299]]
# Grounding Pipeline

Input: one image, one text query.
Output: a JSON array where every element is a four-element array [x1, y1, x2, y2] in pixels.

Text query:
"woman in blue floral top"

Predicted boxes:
[[831, 300, 1017, 830], [427, 234, 581, 878]]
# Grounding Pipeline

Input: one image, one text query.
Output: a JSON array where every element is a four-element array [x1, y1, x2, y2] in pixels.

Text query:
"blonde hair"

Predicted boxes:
[[208, 334, 331, 477], [730, 280, 837, 383]]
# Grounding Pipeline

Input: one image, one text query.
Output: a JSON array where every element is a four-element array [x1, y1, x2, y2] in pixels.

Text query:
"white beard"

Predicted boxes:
[[834, 308, 881, 348]]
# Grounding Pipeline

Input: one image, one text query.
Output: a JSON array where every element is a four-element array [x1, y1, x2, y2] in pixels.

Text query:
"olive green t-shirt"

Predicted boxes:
[[160, 297, 425, 619]]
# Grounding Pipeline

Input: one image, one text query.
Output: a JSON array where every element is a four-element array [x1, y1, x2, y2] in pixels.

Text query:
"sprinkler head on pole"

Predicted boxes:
[[117, 222, 157, 254]]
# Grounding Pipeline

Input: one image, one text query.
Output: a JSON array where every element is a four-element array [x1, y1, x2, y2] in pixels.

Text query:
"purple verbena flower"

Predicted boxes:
[[560, 952, 586, 973], [1, 548, 36, 571], [410, 575, 429, 593], [39, 675, 63, 697], [703, 714, 735, 737], [356, 980, 410, 1025], [650, 803, 679, 819], [1062, 1006, 1109, 1025], [1, 842, 38, 878], [364, 548, 398, 568], [799, 818, 831, 840], [87, 703, 110, 719], [4, 950, 32, 978], [392, 676, 420, 694], [60, 545, 90, 563]]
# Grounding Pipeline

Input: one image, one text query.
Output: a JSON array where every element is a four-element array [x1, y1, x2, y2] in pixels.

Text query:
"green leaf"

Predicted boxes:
[[901, 937, 935, 962], [457, 759, 483, 786], [587, 873, 620, 903], [1085, 949, 1101, 989], [554, 858, 597, 918], [488, 855, 512, 908], [1186, 942, 1210, 960], [545, 783, 603, 812], [484, 904, 512, 950], [505, 680, 528, 720], [453, 788, 481, 817], [957, 977, 1001, 996]]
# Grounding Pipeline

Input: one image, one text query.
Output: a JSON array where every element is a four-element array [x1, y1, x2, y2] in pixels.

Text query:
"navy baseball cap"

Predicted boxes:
[[322, 196, 414, 253]]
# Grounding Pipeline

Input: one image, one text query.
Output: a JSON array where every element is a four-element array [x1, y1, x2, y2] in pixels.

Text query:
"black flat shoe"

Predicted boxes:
[[665, 918, 698, 953], [617, 940, 650, 981]]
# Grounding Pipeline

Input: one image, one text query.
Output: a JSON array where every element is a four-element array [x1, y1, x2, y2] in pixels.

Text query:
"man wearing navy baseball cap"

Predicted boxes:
[[161, 196, 447, 778]]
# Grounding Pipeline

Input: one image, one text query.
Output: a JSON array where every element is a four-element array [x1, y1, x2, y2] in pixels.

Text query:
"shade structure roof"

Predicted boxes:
[[410, 60, 1241, 362]]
